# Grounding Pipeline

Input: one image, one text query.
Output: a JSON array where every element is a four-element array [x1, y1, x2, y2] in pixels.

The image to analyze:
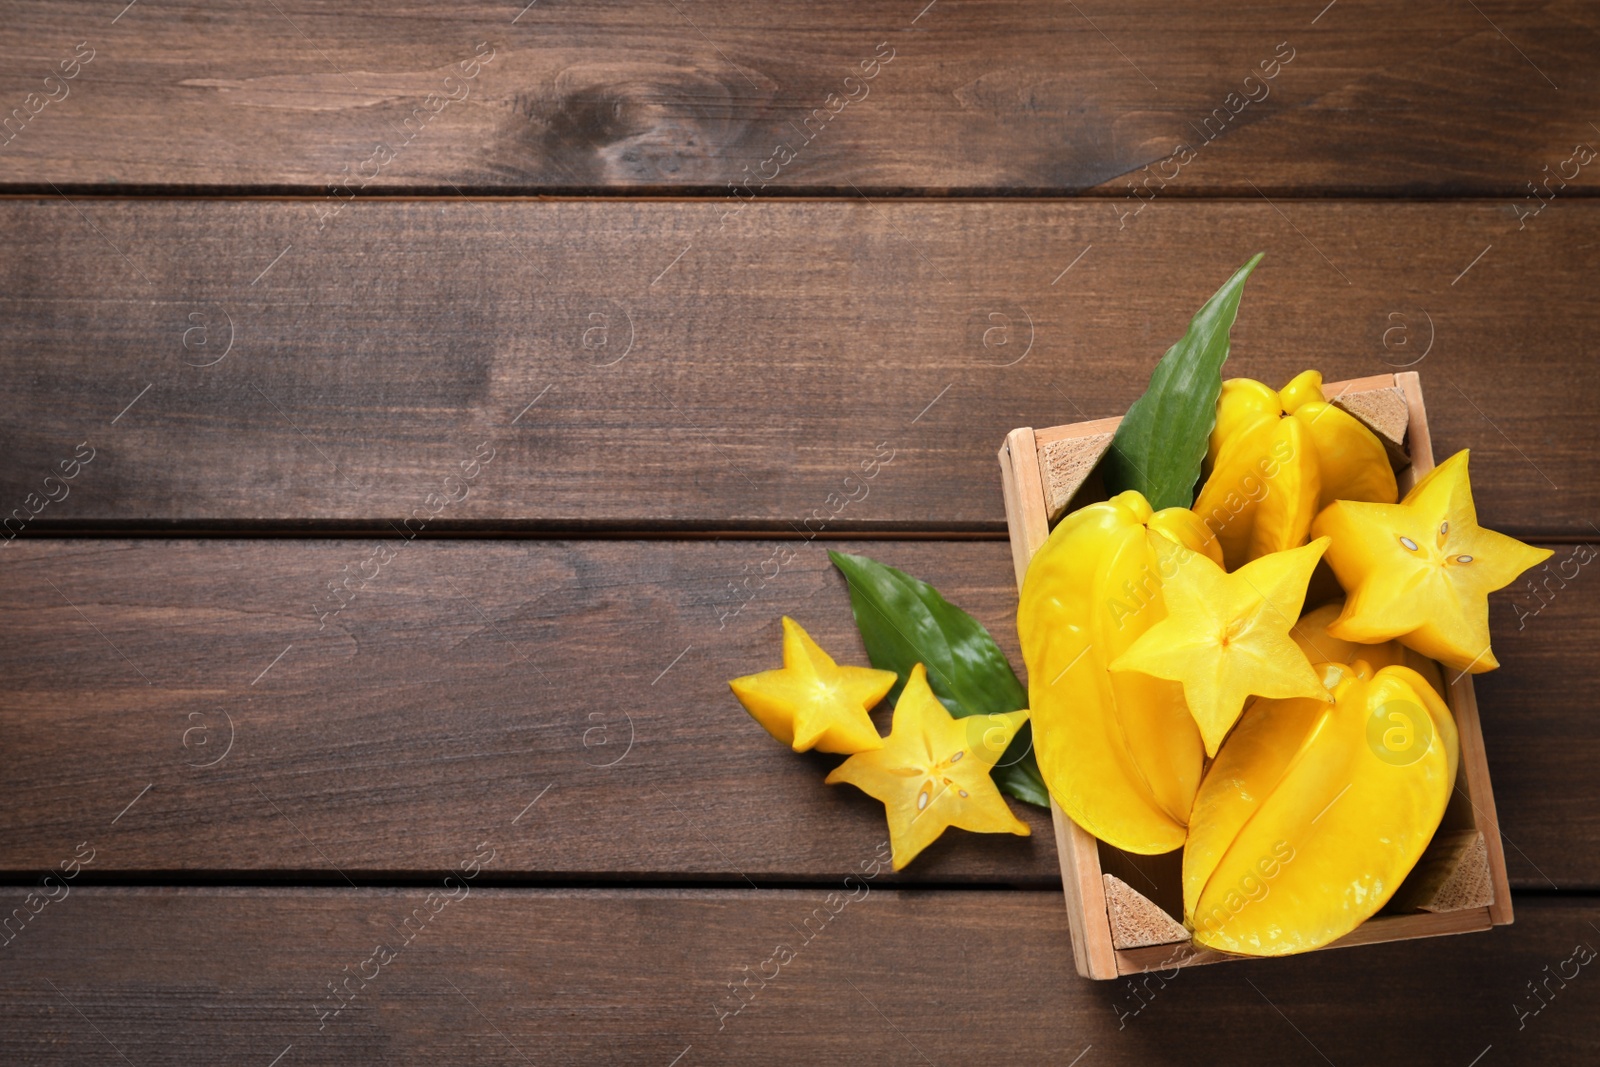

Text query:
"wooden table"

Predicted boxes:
[[2, 2, 1597, 1063]]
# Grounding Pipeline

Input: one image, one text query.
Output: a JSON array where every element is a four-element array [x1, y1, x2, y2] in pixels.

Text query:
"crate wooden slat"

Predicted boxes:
[[998, 372, 1511, 978]]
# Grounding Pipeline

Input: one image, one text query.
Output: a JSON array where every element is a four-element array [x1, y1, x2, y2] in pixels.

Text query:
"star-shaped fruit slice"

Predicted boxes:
[[1312, 449, 1552, 674], [729, 617, 895, 754], [826, 663, 1030, 870], [1110, 536, 1331, 756]]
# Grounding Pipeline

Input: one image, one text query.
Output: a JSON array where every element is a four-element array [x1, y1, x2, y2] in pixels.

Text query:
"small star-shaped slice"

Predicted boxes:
[[1111, 536, 1331, 756], [1312, 449, 1552, 673], [826, 663, 1030, 870], [729, 617, 895, 754]]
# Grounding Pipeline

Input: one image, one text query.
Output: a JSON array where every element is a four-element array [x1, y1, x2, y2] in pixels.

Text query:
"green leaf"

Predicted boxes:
[[1102, 252, 1265, 510], [828, 550, 1049, 808]]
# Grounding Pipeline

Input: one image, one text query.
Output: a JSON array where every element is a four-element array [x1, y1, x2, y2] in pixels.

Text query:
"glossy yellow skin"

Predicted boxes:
[[1017, 491, 1220, 854], [1184, 661, 1458, 956], [826, 664, 1030, 870], [1291, 601, 1446, 697], [1195, 370, 1398, 570], [1111, 536, 1331, 758], [1313, 450, 1553, 673], [728, 616, 896, 754]]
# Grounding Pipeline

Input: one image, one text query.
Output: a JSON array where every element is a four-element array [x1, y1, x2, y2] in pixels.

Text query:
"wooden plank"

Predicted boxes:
[[0, 538, 1054, 882], [2, 1, 1598, 196], [0, 888, 1595, 1064], [2, 199, 1596, 534], [2, 537, 1595, 888], [1479, 542, 1600, 894]]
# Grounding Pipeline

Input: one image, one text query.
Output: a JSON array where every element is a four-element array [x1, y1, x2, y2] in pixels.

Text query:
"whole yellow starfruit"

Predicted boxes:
[[1312, 449, 1553, 674], [1016, 490, 1220, 854], [1184, 660, 1459, 956], [1194, 369, 1398, 570]]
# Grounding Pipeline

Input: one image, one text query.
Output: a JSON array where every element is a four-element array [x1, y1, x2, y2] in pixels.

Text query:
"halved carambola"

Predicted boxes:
[[1183, 661, 1458, 956]]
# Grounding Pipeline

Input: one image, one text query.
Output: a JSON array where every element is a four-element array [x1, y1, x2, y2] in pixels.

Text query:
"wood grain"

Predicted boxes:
[[2, 2, 1594, 1054], [1, 199, 1595, 535], [0, 539, 1055, 883], [2, 1, 1597, 196], [1, 538, 1592, 888], [1, 888, 1595, 1065]]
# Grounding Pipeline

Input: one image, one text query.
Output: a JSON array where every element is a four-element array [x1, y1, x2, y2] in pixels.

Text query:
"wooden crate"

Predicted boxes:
[[997, 372, 1512, 979]]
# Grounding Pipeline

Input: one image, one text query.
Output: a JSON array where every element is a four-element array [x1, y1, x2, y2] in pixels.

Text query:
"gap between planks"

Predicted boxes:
[[6, 190, 1600, 203]]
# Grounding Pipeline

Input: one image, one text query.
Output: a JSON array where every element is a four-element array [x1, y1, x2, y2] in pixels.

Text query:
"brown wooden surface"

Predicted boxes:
[[1, 889, 1596, 1065], [1, 538, 1592, 890], [5, 3, 1598, 1061], [2, 1, 1598, 196], [0, 538, 1051, 882], [3, 199, 1597, 535]]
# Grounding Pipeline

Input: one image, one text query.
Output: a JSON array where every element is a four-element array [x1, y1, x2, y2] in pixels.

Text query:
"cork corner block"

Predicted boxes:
[[997, 374, 1510, 980], [1103, 874, 1189, 950]]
